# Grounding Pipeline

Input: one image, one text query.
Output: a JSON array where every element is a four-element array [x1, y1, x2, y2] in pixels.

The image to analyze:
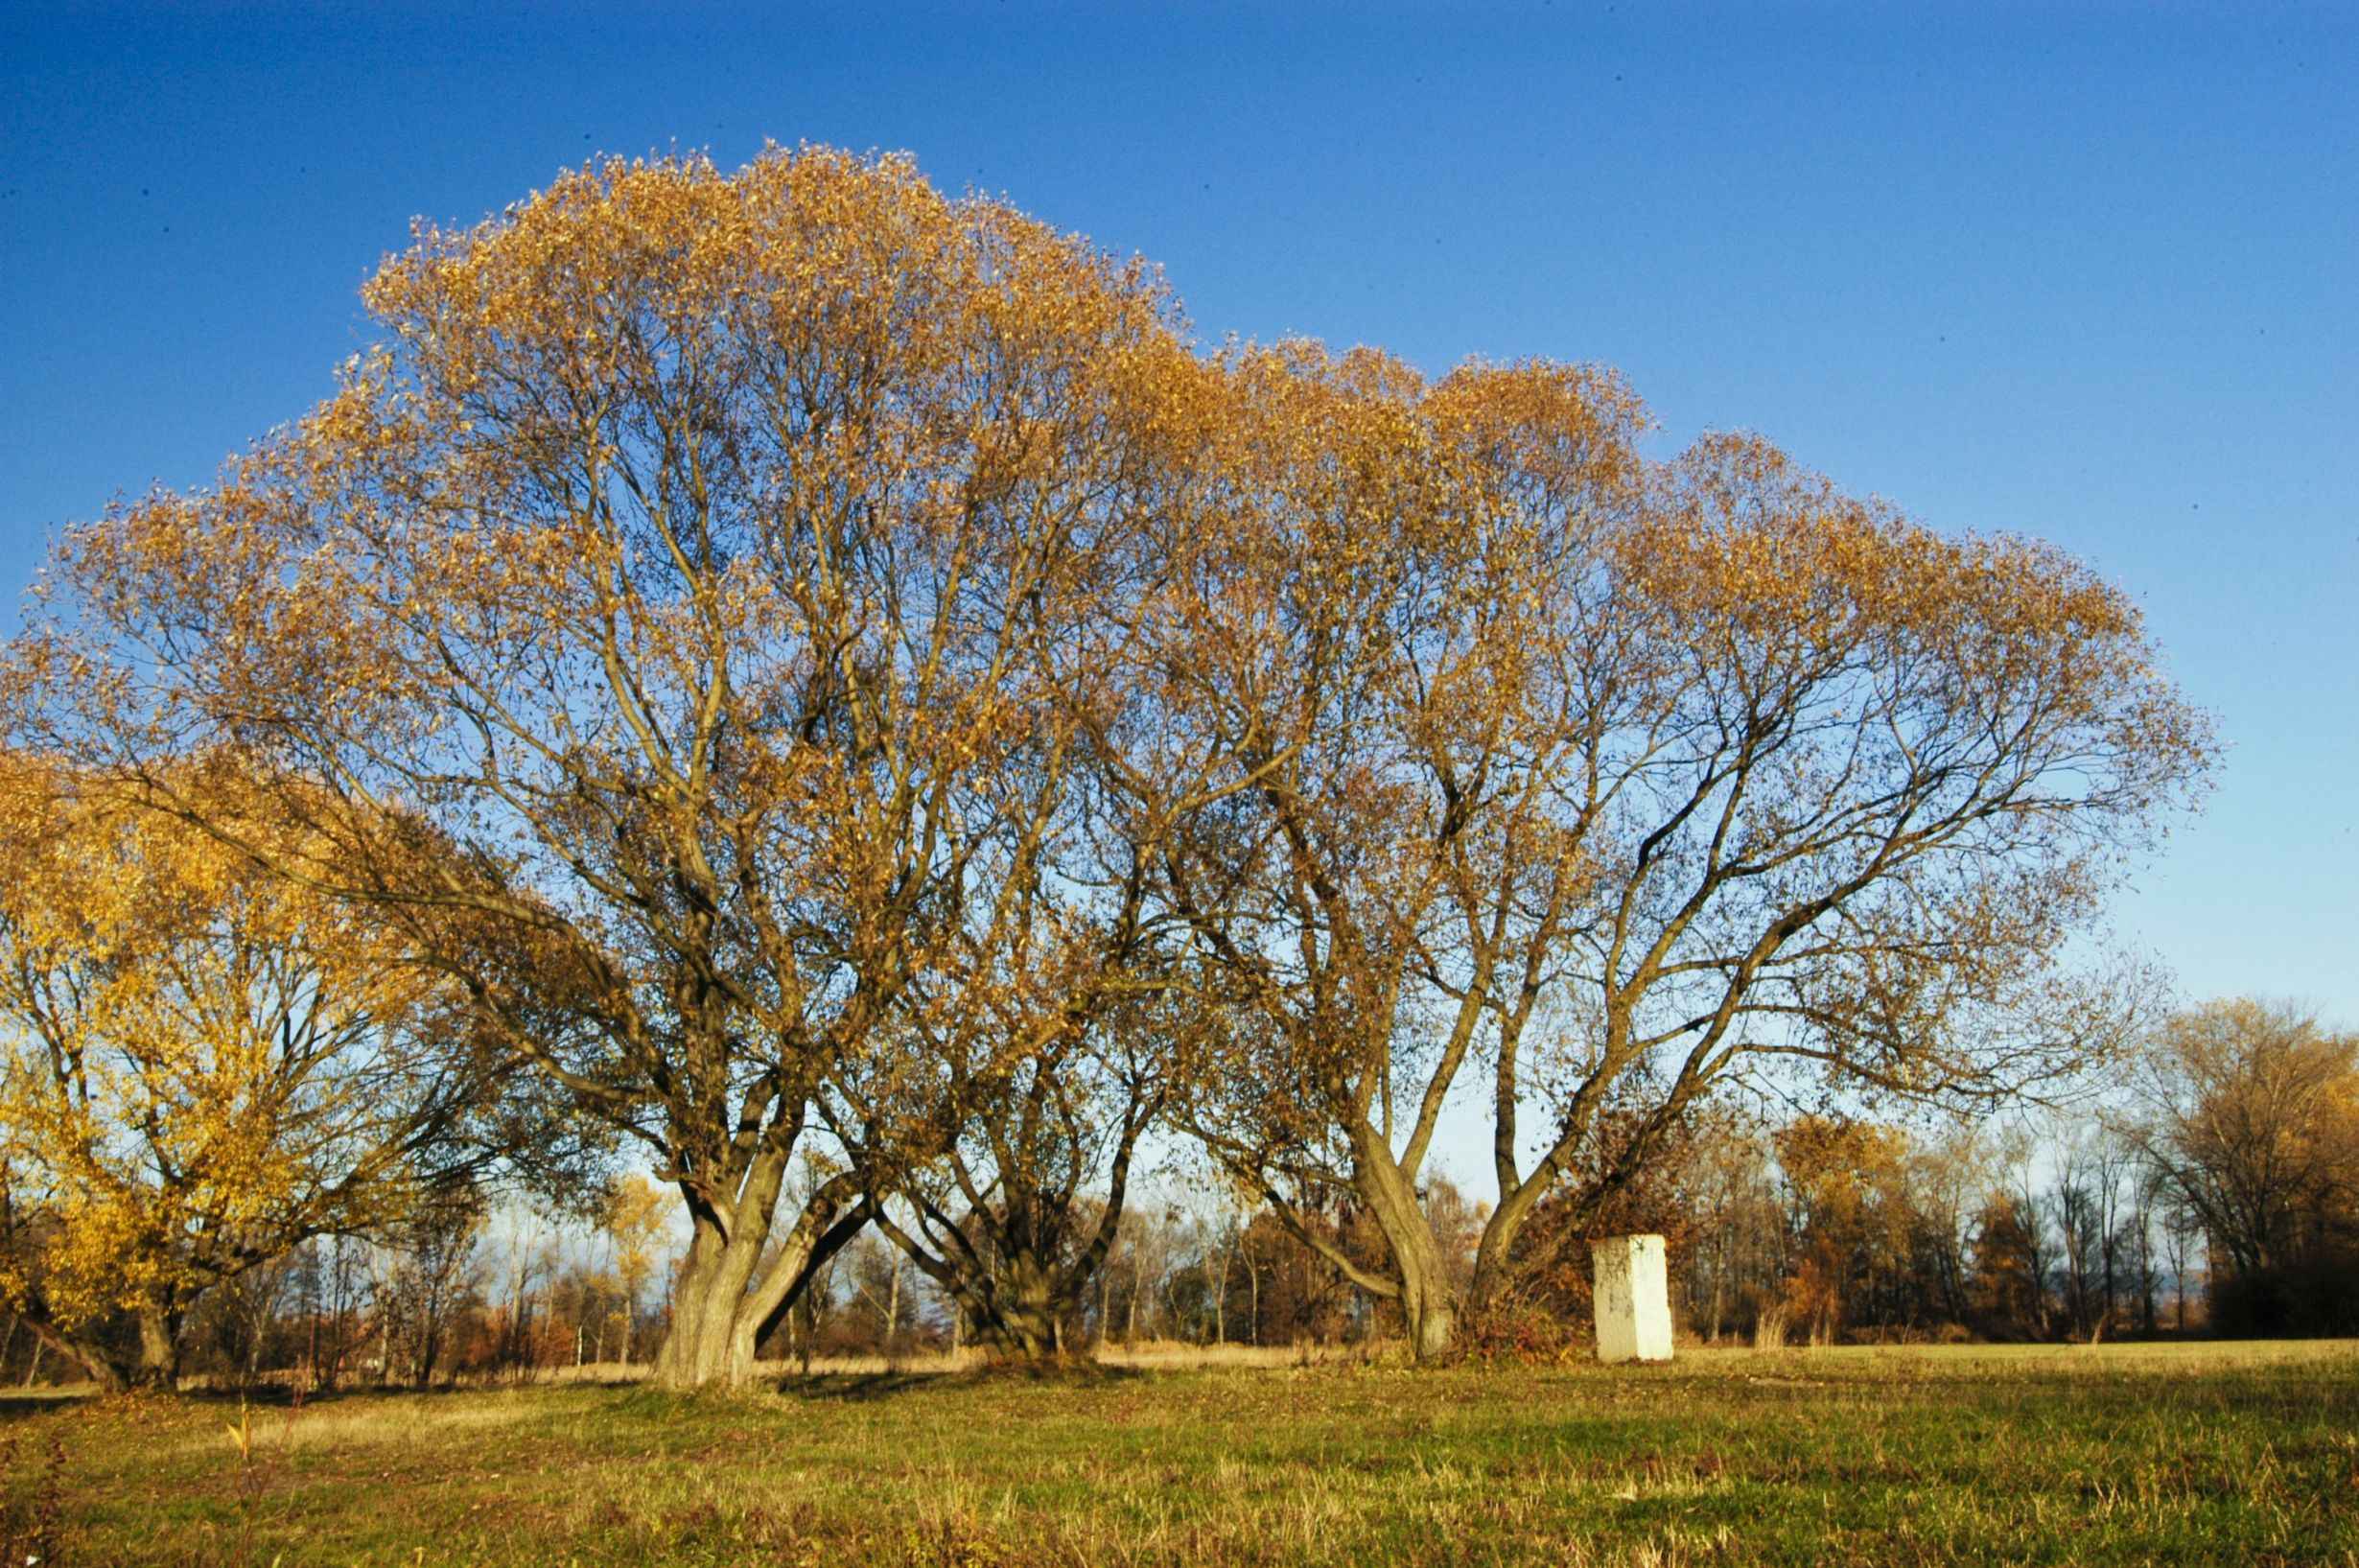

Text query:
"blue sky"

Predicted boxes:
[[4, 1, 2352, 1062]]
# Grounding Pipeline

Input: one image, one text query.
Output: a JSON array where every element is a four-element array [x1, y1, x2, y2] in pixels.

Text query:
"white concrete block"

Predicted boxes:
[[1590, 1233, 1673, 1364]]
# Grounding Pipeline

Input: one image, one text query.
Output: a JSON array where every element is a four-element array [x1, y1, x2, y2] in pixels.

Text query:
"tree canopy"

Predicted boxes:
[[6, 145, 2214, 1377]]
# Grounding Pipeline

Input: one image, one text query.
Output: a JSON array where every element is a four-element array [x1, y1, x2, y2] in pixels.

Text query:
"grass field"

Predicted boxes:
[[7, 1340, 2356, 1566]]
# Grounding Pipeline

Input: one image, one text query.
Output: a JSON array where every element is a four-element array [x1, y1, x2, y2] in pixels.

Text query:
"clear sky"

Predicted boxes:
[[4, 1, 2352, 1069]]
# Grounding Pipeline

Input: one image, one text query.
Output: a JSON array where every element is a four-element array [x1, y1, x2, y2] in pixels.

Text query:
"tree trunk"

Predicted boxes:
[[132, 1300, 180, 1390], [1399, 1255, 1457, 1361], [1350, 1135, 1457, 1362], [648, 1169, 866, 1390], [1096, 1264, 1109, 1348], [924, 1243, 1077, 1365], [1211, 1238, 1227, 1346], [21, 1316, 104, 1391], [1245, 1252, 1261, 1347], [651, 1212, 772, 1389], [976, 1292, 1063, 1361], [44, 1299, 179, 1392]]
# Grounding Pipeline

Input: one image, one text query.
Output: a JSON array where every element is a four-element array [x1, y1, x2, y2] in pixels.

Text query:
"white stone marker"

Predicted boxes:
[[1589, 1233, 1673, 1364]]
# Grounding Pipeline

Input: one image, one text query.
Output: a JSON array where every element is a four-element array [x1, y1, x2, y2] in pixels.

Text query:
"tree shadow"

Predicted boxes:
[[779, 1361, 1147, 1402], [0, 1382, 452, 1419], [0, 1392, 91, 1421], [174, 1379, 509, 1408]]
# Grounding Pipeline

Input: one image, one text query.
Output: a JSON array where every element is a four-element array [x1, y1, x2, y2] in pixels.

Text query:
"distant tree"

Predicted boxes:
[[841, 1231, 920, 1354], [1679, 1117, 1787, 1343], [1228, 1205, 1351, 1349], [1902, 1123, 1998, 1328], [291, 1233, 372, 1389], [1775, 1117, 1914, 1343], [2120, 998, 2358, 1333], [1970, 1191, 2049, 1337], [192, 1249, 299, 1390], [373, 1194, 483, 1387], [2120, 1164, 2164, 1335], [2047, 1135, 2105, 1338], [596, 1176, 670, 1366]]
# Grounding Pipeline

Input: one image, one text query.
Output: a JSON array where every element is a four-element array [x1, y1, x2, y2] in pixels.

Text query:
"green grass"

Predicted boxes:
[[9, 1341, 2358, 1566]]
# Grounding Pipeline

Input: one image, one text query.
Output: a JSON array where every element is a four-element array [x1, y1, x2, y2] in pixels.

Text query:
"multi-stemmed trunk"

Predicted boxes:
[[651, 1160, 868, 1390], [886, 1235, 1089, 1365], [652, 1215, 775, 1388], [868, 1072, 1156, 1368], [874, 1192, 1133, 1367], [1331, 1100, 1648, 1363], [964, 1248, 1075, 1361]]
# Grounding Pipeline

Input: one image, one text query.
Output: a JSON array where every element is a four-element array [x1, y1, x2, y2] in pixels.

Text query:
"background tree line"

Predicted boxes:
[[0, 146, 2227, 1388], [6, 990, 2346, 1390]]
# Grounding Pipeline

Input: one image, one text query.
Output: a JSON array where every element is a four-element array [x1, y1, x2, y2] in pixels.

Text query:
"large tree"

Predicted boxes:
[[16, 148, 1209, 1385], [12, 146, 2215, 1375], [1150, 347, 2212, 1358]]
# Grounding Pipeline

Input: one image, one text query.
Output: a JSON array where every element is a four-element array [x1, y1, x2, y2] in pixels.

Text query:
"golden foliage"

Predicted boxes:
[[0, 754, 486, 1328], [6, 143, 2217, 1370]]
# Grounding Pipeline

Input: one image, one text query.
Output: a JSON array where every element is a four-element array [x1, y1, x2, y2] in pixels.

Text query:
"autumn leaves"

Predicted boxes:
[[0, 147, 2211, 1383]]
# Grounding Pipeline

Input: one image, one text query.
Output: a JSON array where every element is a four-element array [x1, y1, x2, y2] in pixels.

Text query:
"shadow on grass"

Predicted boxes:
[[781, 1361, 1148, 1402], [0, 1383, 444, 1420], [170, 1380, 502, 1409]]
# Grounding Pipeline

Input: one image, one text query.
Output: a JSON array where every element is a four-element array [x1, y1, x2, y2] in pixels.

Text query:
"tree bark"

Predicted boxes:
[[1210, 1233, 1227, 1346], [1244, 1251, 1260, 1346], [649, 1172, 867, 1389], [972, 1249, 1068, 1361], [134, 1300, 180, 1390], [654, 1205, 778, 1388], [1349, 1133, 1458, 1362]]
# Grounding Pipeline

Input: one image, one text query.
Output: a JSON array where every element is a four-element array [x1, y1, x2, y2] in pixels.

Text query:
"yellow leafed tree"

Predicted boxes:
[[598, 1174, 669, 1365], [0, 755, 532, 1388]]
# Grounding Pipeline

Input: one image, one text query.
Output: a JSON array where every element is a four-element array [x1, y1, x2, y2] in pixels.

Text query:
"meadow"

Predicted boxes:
[[6, 1340, 2355, 1567]]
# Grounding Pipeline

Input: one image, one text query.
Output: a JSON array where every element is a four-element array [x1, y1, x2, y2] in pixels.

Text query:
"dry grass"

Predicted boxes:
[[12, 1338, 2358, 1566]]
